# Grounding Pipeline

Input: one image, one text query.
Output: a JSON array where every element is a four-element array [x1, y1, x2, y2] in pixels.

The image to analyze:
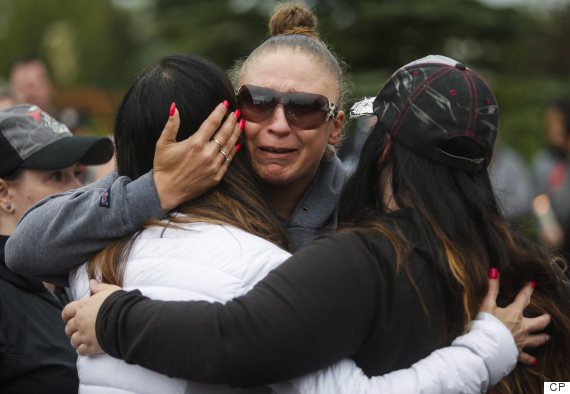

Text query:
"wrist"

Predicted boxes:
[[96, 289, 132, 356], [152, 171, 178, 212]]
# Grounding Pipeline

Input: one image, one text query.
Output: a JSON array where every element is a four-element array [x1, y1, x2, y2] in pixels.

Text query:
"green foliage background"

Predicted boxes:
[[1, 0, 569, 161]]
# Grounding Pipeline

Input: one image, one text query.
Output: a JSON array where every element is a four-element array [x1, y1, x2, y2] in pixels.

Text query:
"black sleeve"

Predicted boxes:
[[97, 231, 384, 387]]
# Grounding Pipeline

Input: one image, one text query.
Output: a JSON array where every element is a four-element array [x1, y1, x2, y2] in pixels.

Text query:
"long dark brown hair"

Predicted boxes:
[[338, 121, 570, 391], [88, 54, 287, 286]]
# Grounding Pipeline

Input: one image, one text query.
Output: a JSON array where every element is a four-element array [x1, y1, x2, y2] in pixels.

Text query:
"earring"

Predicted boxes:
[[4, 203, 14, 213]]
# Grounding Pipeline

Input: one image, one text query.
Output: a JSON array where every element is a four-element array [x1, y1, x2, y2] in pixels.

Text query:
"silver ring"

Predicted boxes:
[[219, 150, 230, 162], [212, 138, 223, 150]]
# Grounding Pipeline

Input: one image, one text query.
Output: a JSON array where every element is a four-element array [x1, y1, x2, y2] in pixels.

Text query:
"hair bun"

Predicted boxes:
[[268, 2, 318, 38]]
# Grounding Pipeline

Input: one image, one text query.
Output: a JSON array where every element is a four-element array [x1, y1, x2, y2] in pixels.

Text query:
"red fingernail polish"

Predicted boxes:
[[531, 359, 539, 366], [169, 102, 176, 117], [530, 281, 536, 289], [234, 109, 241, 119], [239, 118, 245, 131], [234, 143, 241, 154], [223, 100, 229, 109], [488, 268, 499, 280]]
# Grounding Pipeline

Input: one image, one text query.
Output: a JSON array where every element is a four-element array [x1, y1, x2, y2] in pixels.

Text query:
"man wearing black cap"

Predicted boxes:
[[0, 104, 113, 393]]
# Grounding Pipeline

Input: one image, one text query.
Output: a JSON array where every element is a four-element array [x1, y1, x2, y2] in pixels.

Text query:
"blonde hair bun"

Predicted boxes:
[[268, 2, 318, 38]]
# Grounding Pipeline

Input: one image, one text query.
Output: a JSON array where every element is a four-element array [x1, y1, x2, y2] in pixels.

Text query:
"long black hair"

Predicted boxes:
[[90, 54, 287, 286], [114, 55, 234, 179], [339, 120, 570, 391]]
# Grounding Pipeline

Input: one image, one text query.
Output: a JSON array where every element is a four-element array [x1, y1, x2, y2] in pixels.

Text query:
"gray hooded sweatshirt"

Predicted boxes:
[[5, 156, 346, 284]]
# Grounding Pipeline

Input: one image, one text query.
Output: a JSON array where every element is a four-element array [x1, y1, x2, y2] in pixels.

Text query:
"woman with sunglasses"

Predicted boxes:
[[59, 53, 528, 394], [58, 53, 371, 394], [6, 3, 347, 276], [64, 55, 567, 393], [230, 3, 347, 252], [5, 3, 555, 390], [6, 2, 552, 386]]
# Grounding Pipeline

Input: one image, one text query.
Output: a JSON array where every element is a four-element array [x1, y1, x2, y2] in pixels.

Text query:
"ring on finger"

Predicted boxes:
[[219, 150, 230, 162], [212, 138, 224, 150]]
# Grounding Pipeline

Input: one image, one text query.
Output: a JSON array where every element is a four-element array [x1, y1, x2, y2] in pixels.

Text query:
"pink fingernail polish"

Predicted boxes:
[[169, 102, 176, 117], [234, 143, 241, 154], [530, 281, 536, 289], [234, 109, 241, 119], [488, 268, 499, 280], [238, 119, 245, 131], [531, 359, 539, 366], [223, 100, 229, 109]]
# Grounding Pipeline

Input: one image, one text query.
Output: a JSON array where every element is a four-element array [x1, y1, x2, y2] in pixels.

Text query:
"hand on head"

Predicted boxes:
[[153, 101, 244, 211], [480, 268, 551, 366], [62, 280, 122, 356]]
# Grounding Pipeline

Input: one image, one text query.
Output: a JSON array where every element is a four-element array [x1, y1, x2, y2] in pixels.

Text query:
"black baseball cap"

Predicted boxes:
[[350, 55, 499, 172], [0, 104, 114, 177]]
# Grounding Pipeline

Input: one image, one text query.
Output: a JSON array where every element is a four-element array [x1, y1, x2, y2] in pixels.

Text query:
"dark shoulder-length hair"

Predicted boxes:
[[339, 120, 570, 392], [89, 54, 287, 285], [114, 54, 230, 179]]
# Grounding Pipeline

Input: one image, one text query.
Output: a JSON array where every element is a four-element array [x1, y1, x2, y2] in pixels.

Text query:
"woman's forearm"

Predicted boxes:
[[6, 171, 162, 284], [97, 233, 381, 387]]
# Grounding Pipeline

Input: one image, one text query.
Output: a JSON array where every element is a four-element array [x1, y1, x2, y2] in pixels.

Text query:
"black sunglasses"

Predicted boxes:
[[236, 85, 338, 130]]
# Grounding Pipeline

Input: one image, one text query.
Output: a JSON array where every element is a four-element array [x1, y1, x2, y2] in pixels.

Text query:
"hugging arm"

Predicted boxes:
[[93, 232, 520, 391], [67, 234, 549, 392], [5, 171, 160, 285], [276, 313, 515, 394], [97, 232, 381, 387], [290, 272, 549, 394], [5, 104, 241, 285]]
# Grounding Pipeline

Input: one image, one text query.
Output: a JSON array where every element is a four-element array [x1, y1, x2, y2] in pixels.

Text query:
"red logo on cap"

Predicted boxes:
[[25, 108, 43, 123]]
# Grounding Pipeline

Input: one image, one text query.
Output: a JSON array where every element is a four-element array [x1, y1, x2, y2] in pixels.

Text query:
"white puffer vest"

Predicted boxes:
[[70, 220, 290, 394], [68, 219, 518, 394]]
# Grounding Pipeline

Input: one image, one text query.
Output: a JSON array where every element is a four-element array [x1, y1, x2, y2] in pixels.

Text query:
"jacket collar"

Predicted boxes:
[[287, 155, 347, 229]]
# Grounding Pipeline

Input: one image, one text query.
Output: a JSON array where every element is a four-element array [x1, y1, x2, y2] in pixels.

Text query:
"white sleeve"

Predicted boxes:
[[270, 312, 517, 394]]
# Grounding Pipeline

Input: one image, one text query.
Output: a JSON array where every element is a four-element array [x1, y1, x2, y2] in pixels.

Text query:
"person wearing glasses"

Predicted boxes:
[[64, 55, 566, 393], [229, 3, 348, 252], [6, 3, 347, 277], [43, 53, 528, 394], [4, 3, 555, 391]]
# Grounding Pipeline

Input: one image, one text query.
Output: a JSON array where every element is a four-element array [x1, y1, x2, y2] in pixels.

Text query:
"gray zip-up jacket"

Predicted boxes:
[[280, 155, 346, 252], [5, 156, 346, 284]]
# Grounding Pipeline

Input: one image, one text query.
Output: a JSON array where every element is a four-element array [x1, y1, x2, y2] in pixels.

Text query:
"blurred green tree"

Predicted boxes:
[[0, 0, 569, 158], [0, 0, 134, 87]]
